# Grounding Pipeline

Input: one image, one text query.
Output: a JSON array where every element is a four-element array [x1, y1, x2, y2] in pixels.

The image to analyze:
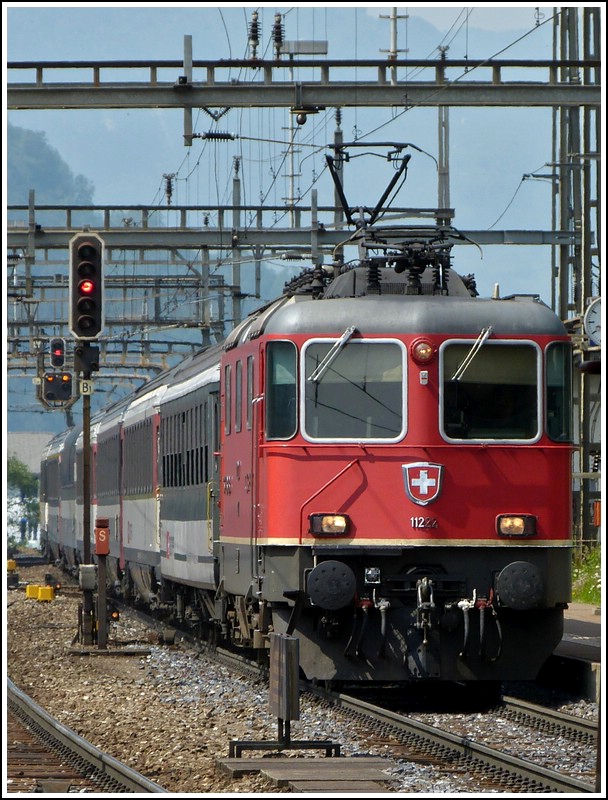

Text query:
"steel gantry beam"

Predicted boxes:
[[7, 58, 601, 111], [6, 223, 578, 252], [7, 198, 578, 255]]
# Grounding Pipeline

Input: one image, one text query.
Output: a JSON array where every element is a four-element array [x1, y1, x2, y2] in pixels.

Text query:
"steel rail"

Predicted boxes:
[[7, 679, 169, 793], [186, 631, 598, 792], [80, 598, 598, 793], [502, 694, 598, 742], [312, 687, 596, 793]]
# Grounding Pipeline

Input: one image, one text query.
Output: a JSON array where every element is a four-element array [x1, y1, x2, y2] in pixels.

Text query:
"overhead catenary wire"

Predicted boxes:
[[143, 7, 562, 310], [361, 10, 560, 141]]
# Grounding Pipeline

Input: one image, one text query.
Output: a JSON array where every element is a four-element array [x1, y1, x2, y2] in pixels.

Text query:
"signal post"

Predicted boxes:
[[69, 232, 104, 646], [94, 518, 110, 650]]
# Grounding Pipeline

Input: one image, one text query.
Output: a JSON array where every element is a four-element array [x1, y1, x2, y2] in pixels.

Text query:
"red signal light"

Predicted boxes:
[[79, 279, 95, 295]]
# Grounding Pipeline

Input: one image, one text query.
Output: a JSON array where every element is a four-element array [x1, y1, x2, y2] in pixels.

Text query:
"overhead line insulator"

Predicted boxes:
[[273, 13, 284, 59], [249, 11, 260, 59], [194, 131, 236, 141]]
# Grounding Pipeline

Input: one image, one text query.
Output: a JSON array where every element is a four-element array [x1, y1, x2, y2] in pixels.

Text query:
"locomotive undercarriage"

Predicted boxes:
[[95, 542, 569, 685], [250, 545, 569, 683], [271, 593, 565, 683]]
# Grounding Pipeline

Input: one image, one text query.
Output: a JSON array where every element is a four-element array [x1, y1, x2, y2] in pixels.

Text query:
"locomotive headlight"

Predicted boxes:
[[496, 514, 537, 537], [411, 338, 437, 364], [309, 513, 350, 536]]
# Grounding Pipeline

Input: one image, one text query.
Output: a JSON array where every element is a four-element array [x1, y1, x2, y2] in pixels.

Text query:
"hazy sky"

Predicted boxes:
[[370, 4, 550, 31], [4, 3, 602, 302]]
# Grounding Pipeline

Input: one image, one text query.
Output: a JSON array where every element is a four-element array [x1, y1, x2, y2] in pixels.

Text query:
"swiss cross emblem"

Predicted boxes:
[[402, 462, 443, 506]]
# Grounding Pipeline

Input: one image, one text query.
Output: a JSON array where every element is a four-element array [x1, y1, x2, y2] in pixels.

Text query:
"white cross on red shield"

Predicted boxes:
[[402, 462, 443, 506]]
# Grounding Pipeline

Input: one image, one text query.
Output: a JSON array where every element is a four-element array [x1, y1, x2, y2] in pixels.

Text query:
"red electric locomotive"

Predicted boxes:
[[218, 256, 573, 684], [40, 162, 573, 688]]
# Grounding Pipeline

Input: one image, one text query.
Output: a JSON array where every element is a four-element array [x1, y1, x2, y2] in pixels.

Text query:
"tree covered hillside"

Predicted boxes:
[[8, 122, 95, 207]]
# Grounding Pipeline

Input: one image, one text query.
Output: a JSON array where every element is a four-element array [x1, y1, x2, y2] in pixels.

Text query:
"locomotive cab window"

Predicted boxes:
[[546, 342, 573, 441], [441, 341, 540, 441], [302, 339, 405, 441], [266, 341, 297, 439]]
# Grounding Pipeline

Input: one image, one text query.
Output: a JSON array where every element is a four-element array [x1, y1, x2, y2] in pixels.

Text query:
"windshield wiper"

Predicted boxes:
[[308, 326, 357, 383], [450, 325, 493, 382]]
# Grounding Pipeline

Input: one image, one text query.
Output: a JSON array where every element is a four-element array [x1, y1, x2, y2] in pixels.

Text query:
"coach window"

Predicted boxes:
[[303, 339, 405, 441], [266, 341, 297, 439], [441, 342, 539, 440], [545, 342, 573, 441]]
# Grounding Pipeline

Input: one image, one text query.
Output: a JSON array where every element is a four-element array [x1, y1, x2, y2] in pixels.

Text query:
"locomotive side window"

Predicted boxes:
[[224, 364, 231, 435], [235, 360, 243, 433], [441, 342, 540, 441], [303, 339, 405, 441], [546, 342, 573, 441], [266, 341, 297, 439], [246, 356, 254, 430]]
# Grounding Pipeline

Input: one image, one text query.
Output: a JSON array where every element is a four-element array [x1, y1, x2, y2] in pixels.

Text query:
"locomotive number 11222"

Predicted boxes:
[[410, 517, 438, 529]]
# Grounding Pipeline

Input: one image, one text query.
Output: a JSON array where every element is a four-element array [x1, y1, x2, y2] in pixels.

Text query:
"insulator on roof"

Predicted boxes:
[[273, 13, 284, 59], [249, 11, 260, 59]]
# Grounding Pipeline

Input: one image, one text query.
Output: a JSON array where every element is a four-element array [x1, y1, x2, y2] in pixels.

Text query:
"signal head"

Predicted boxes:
[[50, 337, 65, 368], [69, 234, 104, 340], [43, 373, 57, 402], [42, 372, 72, 405]]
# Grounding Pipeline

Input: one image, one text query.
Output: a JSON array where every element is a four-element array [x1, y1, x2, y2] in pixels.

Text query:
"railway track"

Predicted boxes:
[[118, 601, 600, 793], [10, 554, 50, 567], [311, 686, 598, 793], [6, 679, 168, 794], [500, 694, 598, 744], [169, 630, 599, 792], [9, 569, 598, 793]]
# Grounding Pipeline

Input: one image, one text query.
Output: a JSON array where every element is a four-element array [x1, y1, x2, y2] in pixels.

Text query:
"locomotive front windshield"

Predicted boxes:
[[303, 339, 405, 441], [441, 342, 540, 440]]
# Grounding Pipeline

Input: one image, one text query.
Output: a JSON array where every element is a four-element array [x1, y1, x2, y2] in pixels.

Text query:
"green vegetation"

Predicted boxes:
[[7, 123, 95, 206], [7, 455, 40, 546], [572, 545, 602, 606], [7, 454, 38, 498]]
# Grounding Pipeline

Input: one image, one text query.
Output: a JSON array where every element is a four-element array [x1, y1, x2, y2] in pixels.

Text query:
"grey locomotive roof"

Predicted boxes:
[[261, 292, 567, 338]]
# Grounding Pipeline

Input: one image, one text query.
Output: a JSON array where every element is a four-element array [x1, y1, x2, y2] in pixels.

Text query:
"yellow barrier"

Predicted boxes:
[[25, 584, 40, 599], [7, 559, 17, 572], [37, 586, 55, 602]]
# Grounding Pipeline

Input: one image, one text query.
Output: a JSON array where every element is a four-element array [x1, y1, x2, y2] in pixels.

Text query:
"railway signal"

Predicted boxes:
[[74, 343, 100, 373], [42, 372, 73, 404], [49, 337, 66, 368], [69, 234, 104, 340]]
